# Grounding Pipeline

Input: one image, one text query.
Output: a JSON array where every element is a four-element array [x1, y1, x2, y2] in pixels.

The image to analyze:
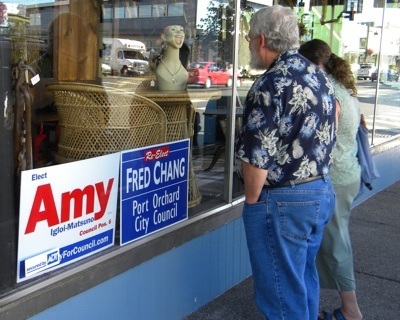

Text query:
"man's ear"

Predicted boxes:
[[259, 33, 266, 48], [161, 34, 166, 41]]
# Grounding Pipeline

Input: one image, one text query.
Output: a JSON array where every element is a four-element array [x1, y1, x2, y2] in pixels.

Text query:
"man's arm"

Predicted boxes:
[[241, 161, 268, 204]]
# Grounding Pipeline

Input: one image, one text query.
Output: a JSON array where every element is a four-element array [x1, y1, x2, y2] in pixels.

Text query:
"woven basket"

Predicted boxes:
[[47, 82, 167, 163]]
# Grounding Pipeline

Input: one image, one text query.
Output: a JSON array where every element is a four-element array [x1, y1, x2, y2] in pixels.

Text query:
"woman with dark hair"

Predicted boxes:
[[299, 39, 363, 320]]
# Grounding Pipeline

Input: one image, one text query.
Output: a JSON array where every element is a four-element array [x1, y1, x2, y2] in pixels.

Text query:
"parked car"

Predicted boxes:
[[371, 69, 399, 82], [357, 63, 376, 80], [247, 68, 265, 80], [187, 62, 233, 88], [101, 63, 111, 76]]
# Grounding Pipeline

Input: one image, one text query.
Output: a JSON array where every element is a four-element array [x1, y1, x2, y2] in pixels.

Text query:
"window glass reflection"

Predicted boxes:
[[0, 0, 238, 225], [139, 5, 152, 18], [168, 3, 184, 17], [152, 4, 167, 17], [296, 4, 399, 146], [0, 0, 399, 297], [115, 6, 125, 18]]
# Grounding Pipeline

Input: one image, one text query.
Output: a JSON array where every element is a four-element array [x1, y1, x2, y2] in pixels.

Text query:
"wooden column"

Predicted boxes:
[[53, 0, 99, 81]]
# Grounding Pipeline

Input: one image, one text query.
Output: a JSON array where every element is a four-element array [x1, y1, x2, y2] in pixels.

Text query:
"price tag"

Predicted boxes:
[[31, 74, 40, 86]]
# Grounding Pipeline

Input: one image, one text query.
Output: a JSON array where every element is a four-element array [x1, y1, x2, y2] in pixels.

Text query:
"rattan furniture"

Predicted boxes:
[[46, 82, 167, 163], [136, 86, 222, 207]]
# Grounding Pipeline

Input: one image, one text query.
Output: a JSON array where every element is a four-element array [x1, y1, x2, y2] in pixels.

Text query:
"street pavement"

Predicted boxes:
[[185, 180, 400, 320]]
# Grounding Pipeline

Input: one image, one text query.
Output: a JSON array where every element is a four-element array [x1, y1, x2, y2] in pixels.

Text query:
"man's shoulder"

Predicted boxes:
[[256, 51, 333, 96], [270, 51, 323, 79]]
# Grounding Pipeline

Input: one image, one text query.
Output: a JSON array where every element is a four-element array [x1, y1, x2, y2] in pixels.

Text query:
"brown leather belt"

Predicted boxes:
[[263, 175, 324, 188]]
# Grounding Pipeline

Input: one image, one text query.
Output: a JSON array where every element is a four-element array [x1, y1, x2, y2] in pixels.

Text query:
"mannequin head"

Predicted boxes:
[[156, 25, 188, 91], [161, 25, 185, 50]]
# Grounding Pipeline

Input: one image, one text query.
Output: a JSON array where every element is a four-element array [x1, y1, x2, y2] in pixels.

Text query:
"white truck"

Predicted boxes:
[[102, 38, 149, 76]]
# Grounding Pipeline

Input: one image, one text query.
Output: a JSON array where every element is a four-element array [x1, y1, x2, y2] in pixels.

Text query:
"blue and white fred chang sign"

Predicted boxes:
[[17, 153, 120, 283], [120, 139, 189, 245]]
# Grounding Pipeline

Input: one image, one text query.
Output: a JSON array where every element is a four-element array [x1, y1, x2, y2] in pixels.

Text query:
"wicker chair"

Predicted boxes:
[[136, 78, 157, 89], [46, 82, 167, 163]]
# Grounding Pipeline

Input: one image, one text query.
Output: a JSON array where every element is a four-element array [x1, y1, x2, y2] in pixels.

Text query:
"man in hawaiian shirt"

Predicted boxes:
[[235, 5, 336, 319]]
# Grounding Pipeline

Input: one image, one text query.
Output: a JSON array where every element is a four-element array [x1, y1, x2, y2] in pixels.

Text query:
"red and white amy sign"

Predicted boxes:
[[17, 153, 120, 282]]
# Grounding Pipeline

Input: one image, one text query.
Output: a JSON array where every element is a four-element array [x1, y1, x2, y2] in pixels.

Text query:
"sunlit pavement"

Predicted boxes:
[[185, 180, 400, 320]]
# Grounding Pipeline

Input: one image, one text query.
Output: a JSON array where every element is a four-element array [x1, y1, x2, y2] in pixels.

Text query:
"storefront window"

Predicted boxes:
[[114, 6, 125, 18], [138, 5, 152, 18], [355, 4, 400, 145], [0, 0, 398, 300], [168, 3, 184, 17], [152, 4, 167, 17], [0, 0, 240, 295], [295, 1, 400, 145], [125, 4, 138, 18], [102, 6, 112, 19]]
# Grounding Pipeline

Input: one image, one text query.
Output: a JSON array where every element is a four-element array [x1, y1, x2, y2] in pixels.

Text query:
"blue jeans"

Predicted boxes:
[[242, 177, 335, 320]]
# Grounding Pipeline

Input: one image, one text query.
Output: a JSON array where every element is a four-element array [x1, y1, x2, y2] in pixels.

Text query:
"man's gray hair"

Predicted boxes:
[[250, 5, 299, 53]]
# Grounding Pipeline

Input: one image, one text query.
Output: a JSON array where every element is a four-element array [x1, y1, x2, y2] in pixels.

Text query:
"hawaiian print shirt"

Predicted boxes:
[[235, 50, 336, 186]]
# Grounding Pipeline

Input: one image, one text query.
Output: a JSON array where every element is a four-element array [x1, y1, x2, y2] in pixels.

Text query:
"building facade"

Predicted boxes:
[[0, 0, 399, 319]]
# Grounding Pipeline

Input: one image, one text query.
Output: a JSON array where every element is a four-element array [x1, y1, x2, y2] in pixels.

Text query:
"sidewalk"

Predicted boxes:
[[185, 181, 400, 320]]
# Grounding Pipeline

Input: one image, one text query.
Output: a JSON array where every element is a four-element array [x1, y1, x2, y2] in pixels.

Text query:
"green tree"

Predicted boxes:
[[197, 1, 235, 63]]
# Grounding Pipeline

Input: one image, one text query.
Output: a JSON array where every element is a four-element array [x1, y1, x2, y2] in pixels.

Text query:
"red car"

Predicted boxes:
[[187, 62, 233, 88]]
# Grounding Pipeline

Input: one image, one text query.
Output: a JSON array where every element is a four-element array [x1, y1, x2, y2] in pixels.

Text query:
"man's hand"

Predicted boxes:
[[242, 161, 268, 204]]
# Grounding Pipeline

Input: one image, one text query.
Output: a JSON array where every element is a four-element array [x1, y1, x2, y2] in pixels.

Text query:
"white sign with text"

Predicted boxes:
[[17, 153, 120, 282]]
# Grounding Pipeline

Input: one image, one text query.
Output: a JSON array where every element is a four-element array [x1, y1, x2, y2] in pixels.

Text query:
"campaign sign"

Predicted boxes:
[[120, 139, 189, 245], [17, 153, 120, 282]]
